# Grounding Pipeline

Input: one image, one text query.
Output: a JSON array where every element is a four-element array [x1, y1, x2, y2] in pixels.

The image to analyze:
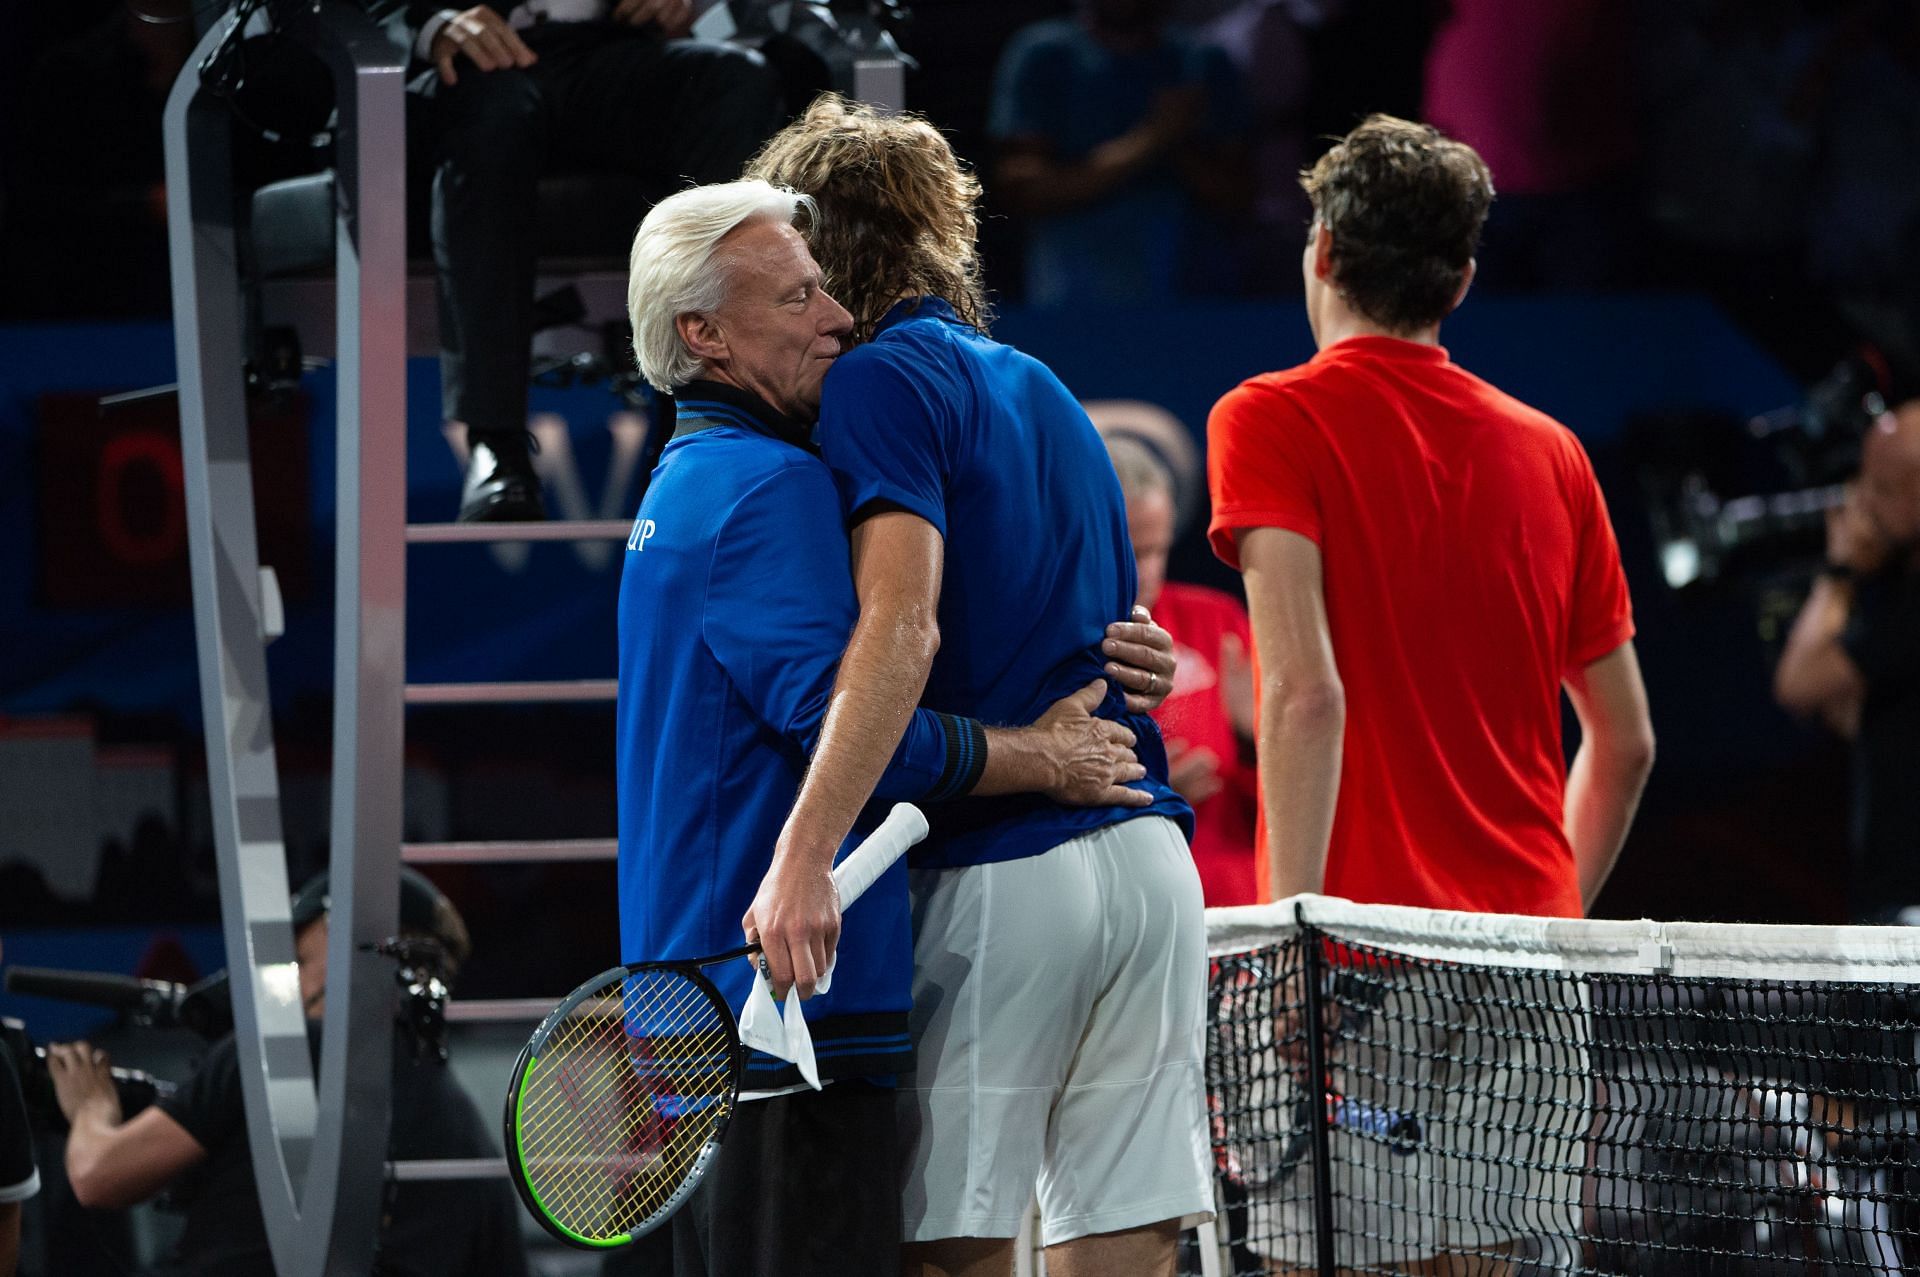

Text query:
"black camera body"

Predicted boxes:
[[0, 1018, 171, 1130], [1636, 355, 1892, 590]]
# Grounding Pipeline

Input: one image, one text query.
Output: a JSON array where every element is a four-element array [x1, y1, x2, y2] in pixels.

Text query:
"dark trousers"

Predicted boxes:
[[669, 1081, 901, 1277], [407, 26, 782, 443]]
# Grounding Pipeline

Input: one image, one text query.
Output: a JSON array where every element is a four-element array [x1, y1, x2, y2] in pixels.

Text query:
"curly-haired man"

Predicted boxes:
[[747, 96, 1211, 1277], [1207, 114, 1656, 1272]]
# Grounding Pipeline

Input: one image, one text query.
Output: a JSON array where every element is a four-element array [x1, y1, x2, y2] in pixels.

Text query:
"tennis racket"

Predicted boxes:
[[503, 802, 929, 1249]]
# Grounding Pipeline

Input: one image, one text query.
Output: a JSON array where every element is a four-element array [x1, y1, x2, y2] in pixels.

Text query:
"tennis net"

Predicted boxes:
[[1201, 896, 1920, 1276]]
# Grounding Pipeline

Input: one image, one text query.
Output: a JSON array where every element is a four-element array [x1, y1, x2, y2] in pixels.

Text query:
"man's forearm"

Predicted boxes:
[[974, 726, 1051, 797], [1774, 575, 1865, 727], [995, 127, 1165, 218], [780, 608, 939, 866], [1258, 682, 1345, 899], [1565, 738, 1652, 911], [64, 1104, 126, 1208]]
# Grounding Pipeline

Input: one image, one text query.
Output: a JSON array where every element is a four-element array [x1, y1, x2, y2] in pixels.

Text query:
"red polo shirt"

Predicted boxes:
[[1207, 336, 1633, 917]]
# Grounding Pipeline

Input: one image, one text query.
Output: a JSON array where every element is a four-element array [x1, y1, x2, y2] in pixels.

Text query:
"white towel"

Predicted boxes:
[[736, 957, 834, 1091]]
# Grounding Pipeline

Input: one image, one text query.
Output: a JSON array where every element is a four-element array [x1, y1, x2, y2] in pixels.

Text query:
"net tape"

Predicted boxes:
[[1208, 894, 1920, 983], [1199, 896, 1920, 1276]]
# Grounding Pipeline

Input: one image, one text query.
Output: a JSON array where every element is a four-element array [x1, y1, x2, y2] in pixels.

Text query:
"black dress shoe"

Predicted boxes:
[[458, 438, 547, 523]]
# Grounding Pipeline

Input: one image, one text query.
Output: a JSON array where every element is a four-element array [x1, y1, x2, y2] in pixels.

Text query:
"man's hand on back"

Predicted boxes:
[[430, 7, 537, 86], [1104, 605, 1178, 712], [1028, 680, 1151, 807]]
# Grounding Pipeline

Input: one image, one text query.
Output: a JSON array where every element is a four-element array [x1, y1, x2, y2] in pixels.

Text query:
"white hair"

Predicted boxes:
[[1105, 433, 1176, 505], [627, 179, 816, 393]]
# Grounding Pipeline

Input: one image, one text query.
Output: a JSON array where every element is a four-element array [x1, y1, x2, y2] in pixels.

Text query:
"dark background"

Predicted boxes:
[[3, 0, 1915, 1030]]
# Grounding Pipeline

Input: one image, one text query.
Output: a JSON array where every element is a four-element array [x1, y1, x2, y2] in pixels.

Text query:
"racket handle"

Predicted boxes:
[[831, 803, 929, 910]]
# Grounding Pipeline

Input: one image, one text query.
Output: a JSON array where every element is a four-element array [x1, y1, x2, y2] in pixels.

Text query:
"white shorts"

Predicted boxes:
[[1225, 964, 1589, 1269], [898, 815, 1213, 1246]]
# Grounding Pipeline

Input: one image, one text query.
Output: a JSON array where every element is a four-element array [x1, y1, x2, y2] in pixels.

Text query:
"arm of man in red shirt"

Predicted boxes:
[[1562, 641, 1655, 911], [1237, 526, 1346, 899]]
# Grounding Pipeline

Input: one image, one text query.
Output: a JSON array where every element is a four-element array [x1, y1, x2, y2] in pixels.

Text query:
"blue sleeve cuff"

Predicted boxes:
[[872, 710, 986, 802], [839, 479, 949, 542]]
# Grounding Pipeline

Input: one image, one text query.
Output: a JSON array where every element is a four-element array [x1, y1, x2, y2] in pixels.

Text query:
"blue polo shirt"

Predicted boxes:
[[818, 298, 1192, 870], [615, 380, 983, 1089]]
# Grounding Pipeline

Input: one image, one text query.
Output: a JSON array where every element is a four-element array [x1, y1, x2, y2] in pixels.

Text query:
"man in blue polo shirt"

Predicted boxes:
[[620, 179, 1169, 1277], [749, 99, 1212, 1275]]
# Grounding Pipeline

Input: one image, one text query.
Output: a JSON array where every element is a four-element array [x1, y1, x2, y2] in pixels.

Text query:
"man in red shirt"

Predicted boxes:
[[1206, 114, 1656, 1271], [1208, 114, 1654, 920]]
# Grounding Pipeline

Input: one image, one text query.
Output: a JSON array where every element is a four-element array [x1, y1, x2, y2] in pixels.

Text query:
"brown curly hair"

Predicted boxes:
[[1301, 114, 1494, 334], [745, 94, 991, 344]]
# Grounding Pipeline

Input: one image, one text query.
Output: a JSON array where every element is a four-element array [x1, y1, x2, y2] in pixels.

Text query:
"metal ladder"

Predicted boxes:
[[164, 3, 631, 1271], [167, 3, 912, 1270]]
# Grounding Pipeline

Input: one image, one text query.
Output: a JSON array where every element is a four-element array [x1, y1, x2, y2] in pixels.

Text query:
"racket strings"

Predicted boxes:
[[520, 977, 721, 1212], [515, 977, 707, 1148], [515, 969, 738, 1239], [521, 978, 728, 1232]]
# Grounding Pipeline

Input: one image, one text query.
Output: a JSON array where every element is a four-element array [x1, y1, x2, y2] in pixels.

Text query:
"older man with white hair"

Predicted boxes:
[[615, 179, 1167, 1276]]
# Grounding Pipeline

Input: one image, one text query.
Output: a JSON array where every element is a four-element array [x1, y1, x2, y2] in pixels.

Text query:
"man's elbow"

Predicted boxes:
[[1267, 677, 1345, 737], [898, 612, 940, 666], [1594, 714, 1655, 786], [1621, 722, 1656, 784], [1773, 662, 1824, 720], [66, 1153, 140, 1212]]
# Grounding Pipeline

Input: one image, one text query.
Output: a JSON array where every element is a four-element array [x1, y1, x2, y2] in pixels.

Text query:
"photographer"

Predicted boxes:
[[1776, 401, 1920, 923], [2, 1039, 37, 1277], [46, 871, 527, 1276]]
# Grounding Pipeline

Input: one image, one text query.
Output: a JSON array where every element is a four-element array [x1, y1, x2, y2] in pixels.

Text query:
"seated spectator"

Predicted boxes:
[[1193, 0, 1315, 293], [1638, 0, 1820, 261], [365, 0, 784, 521], [1108, 434, 1260, 905], [1422, 0, 1637, 290], [47, 869, 525, 1277], [1806, 2, 1920, 308], [988, 0, 1252, 306]]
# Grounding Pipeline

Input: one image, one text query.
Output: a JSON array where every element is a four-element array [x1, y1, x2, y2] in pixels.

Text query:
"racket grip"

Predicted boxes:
[[831, 803, 929, 910]]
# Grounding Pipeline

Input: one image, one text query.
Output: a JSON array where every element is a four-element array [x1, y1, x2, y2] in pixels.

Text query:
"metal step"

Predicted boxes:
[[385, 1158, 508, 1182], [405, 520, 633, 544], [404, 679, 617, 705], [403, 838, 617, 865], [445, 998, 557, 1023]]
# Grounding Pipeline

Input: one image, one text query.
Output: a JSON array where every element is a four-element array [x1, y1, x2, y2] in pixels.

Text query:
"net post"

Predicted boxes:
[[1296, 903, 1338, 1277]]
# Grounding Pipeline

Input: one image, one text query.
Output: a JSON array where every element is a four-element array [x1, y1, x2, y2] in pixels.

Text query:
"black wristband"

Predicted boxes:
[[1819, 563, 1856, 584], [928, 712, 988, 801]]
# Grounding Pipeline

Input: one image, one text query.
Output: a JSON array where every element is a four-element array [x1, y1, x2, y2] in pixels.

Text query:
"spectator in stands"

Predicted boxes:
[[1107, 433, 1260, 905], [2, 1, 194, 319], [46, 870, 526, 1277], [364, 0, 783, 521], [987, 0, 1253, 305], [1188, 0, 1315, 292], [1422, 0, 1637, 290], [1635, 0, 1853, 374], [1776, 401, 1920, 925], [1804, 1, 1920, 376]]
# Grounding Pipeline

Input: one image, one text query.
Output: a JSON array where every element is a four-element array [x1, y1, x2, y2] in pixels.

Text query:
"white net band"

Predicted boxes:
[[1207, 894, 1920, 984]]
